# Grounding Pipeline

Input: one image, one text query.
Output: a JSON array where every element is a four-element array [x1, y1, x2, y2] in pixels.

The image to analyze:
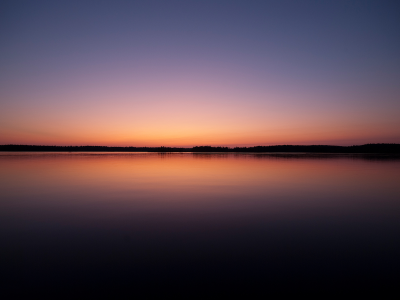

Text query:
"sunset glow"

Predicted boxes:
[[1, 1, 399, 146]]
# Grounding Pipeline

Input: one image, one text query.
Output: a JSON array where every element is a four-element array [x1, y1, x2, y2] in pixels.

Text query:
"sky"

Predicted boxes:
[[1, 0, 399, 147]]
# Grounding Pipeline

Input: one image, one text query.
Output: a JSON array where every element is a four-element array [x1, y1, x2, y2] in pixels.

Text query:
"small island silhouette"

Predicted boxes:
[[1, 144, 399, 153]]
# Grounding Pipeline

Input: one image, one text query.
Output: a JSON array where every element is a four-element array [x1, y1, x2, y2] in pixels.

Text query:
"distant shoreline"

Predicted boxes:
[[1, 144, 399, 153]]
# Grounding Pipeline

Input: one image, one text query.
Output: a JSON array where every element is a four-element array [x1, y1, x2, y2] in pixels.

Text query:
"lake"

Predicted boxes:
[[1, 152, 399, 293]]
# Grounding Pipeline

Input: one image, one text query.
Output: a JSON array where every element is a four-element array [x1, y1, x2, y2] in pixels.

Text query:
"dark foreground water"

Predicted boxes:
[[1, 152, 399, 293]]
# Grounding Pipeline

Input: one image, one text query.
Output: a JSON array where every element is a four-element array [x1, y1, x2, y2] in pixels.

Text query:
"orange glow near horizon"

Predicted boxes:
[[1, 117, 399, 147], [1, 87, 399, 147]]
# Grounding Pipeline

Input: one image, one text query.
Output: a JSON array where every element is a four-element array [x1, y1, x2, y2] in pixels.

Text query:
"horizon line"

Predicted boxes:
[[1, 143, 399, 148]]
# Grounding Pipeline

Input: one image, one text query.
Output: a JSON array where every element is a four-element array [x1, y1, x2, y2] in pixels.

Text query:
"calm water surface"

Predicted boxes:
[[1, 152, 399, 291]]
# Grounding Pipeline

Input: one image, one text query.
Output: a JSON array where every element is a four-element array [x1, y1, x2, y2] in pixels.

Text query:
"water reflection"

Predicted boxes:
[[0, 152, 399, 292]]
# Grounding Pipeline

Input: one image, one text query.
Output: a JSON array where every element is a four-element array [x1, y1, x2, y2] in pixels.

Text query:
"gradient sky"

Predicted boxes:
[[1, 0, 399, 147]]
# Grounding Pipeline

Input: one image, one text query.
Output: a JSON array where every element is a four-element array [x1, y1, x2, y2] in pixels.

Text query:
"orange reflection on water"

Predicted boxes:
[[1, 153, 399, 212]]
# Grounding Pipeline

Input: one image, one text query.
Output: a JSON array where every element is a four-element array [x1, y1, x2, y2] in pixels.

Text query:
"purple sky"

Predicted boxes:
[[1, 0, 399, 146]]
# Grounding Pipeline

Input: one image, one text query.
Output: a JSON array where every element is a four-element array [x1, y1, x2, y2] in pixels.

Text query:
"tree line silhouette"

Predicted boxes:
[[1, 144, 399, 153]]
